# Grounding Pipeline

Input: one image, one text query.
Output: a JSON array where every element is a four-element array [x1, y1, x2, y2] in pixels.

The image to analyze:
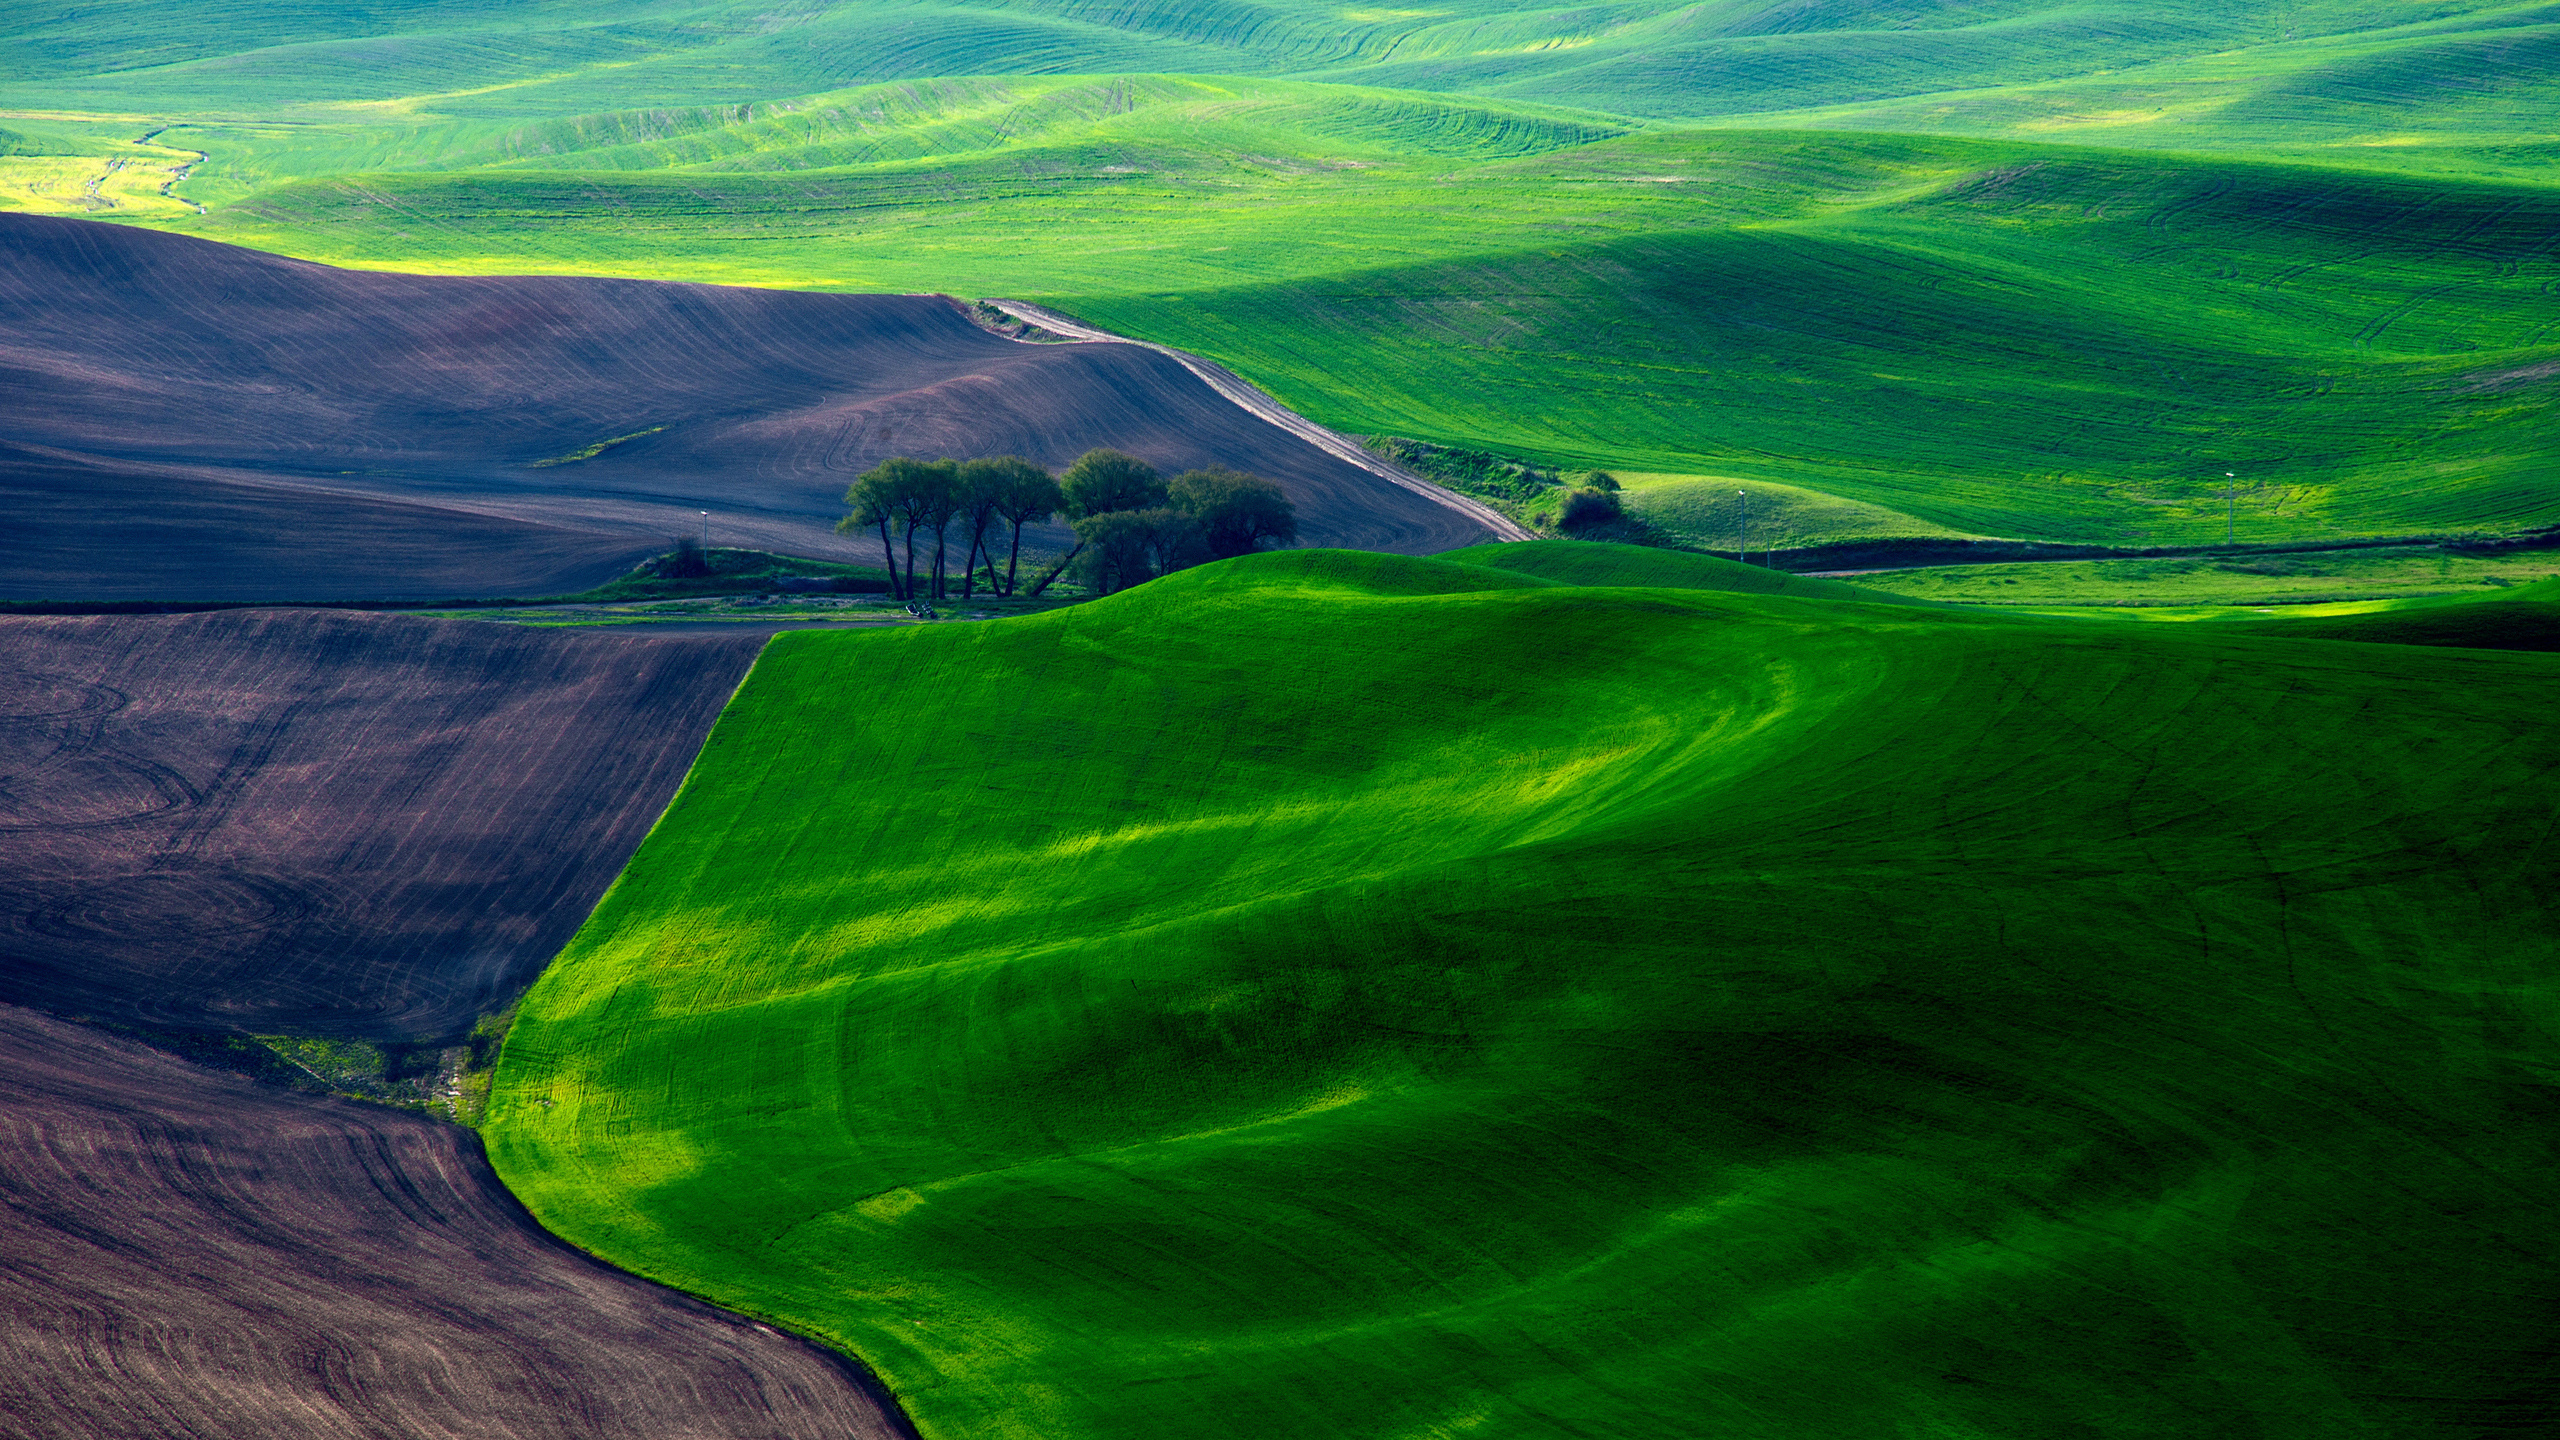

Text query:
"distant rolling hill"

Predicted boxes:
[[58, 118, 2548, 552], [0, 213, 1488, 599], [5, 0, 2552, 156]]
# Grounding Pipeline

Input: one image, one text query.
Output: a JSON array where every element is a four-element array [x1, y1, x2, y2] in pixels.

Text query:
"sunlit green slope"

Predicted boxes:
[[488, 548, 2560, 1440], [7, 0, 2552, 152], [1072, 141, 2560, 544], [1714, 4, 2560, 182]]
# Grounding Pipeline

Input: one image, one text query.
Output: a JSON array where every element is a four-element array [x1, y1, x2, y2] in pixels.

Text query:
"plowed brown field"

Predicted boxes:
[[0, 215, 1489, 600], [0, 1001, 914, 1440], [0, 608, 763, 1042], [3, 440, 655, 602]]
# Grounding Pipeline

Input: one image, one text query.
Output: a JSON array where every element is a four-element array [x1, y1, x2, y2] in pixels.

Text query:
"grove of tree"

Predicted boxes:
[[841, 450, 1296, 600]]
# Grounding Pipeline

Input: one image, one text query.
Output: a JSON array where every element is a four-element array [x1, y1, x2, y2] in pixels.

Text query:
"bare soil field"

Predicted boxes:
[[0, 215, 1490, 600], [2, 440, 655, 602], [0, 1001, 913, 1440], [0, 608, 762, 1042]]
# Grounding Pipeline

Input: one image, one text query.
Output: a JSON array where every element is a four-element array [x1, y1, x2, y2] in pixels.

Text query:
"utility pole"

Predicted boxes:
[[1738, 490, 1748, 565], [699, 510, 710, 551], [2224, 474, 2235, 545]]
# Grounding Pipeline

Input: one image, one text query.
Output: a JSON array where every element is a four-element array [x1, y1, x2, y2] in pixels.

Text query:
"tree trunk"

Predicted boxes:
[[961, 522, 987, 600], [1025, 542, 1083, 598], [902, 522, 919, 603], [1003, 519, 1025, 597], [931, 525, 948, 601], [875, 516, 902, 601]]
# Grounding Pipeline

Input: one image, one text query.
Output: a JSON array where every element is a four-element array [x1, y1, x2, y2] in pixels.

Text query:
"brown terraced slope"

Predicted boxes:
[[0, 1001, 914, 1440], [0, 609, 763, 1042], [0, 214, 1488, 600]]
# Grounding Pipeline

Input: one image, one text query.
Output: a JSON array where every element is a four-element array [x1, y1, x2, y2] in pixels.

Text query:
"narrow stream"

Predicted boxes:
[[134, 125, 207, 214]]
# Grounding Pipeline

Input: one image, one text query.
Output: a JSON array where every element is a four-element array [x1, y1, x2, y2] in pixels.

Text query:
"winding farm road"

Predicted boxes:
[[985, 299, 1535, 543]]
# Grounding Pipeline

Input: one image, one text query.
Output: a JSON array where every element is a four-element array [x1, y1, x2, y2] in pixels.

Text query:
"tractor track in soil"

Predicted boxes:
[[0, 1001, 917, 1440], [1, 213, 1494, 603]]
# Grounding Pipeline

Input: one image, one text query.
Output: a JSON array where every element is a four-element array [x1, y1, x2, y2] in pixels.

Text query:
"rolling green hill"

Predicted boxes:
[[487, 549, 2560, 1440], [1071, 140, 2560, 543], [8, 0, 2553, 149]]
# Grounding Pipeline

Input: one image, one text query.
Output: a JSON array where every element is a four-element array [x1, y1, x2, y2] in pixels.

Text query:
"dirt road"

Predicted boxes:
[[984, 299, 1534, 542]]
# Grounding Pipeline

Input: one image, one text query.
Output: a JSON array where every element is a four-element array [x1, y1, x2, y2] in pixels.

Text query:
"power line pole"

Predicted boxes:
[[2225, 474, 2236, 545], [1738, 490, 1748, 565]]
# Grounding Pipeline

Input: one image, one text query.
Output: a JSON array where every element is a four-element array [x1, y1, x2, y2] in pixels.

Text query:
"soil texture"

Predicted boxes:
[[0, 608, 762, 1041], [2, 439, 655, 602], [0, 214, 1490, 600], [0, 1001, 913, 1440]]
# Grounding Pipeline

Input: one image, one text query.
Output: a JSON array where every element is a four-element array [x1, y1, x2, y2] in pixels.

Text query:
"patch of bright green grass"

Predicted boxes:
[[1440, 536, 1931, 605], [2268, 576, 2560, 649], [0, 136, 200, 216], [488, 548, 2560, 1440], [2006, 575, 2560, 651], [1846, 543, 2560, 607], [526, 424, 667, 468], [1614, 472, 1980, 553]]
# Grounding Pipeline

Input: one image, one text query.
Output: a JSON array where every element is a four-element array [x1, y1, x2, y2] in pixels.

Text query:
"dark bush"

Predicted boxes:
[[1557, 488, 1623, 531], [659, 536, 710, 578]]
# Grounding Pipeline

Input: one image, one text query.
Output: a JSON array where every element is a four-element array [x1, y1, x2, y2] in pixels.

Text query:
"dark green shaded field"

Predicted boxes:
[[488, 549, 2560, 1440]]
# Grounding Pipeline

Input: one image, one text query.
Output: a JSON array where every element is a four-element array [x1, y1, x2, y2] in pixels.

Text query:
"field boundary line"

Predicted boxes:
[[980, 299, 1535, 543]]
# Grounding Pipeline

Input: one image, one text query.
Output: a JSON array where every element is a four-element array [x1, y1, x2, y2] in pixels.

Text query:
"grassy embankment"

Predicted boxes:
[[487, 547, 2560, 1440]]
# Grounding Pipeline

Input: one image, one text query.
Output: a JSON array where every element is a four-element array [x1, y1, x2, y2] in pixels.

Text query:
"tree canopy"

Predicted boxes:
[[1061, 450, 1167, 519], [845, 448, 1296, 601], [1170, 467, 1299, 560]]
